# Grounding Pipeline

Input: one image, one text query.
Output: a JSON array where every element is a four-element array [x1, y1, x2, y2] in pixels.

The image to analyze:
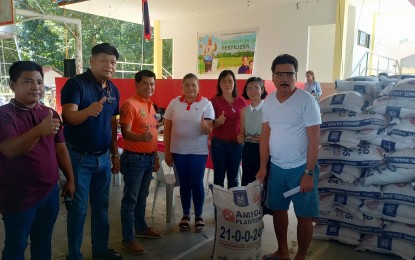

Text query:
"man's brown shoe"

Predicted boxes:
[[135, 227, 163, 238], [122, 240, 145, 255]]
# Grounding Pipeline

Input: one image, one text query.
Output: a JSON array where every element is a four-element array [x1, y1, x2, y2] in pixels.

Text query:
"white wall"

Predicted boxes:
[[307, 24, 335, 82], [348, 1, 376, 78], [160, 0, 337, 81]]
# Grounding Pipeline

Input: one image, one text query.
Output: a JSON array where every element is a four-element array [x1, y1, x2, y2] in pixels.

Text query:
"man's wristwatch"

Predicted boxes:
[[305, 169, 314, 176], [111, 154, 119, 158]]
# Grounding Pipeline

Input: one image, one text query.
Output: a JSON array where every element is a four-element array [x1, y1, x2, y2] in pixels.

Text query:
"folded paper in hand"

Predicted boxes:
[[283, 186, 300, 198]]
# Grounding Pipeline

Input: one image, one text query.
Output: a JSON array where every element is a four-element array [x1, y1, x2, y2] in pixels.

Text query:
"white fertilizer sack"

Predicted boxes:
[[346, 76, 379, 82], [387, 118, 415, 139], [321, 111, 388, 131], [363, 164, 415, 186], [386, 78, 415, 98], [314, 208, 384, 234], [318, 144, 385, 167], [335, 80, 377, 101], [319, 164, 333, 180], [359, 129, 415, 152], [378, 77, 398, 91], [319, 91, 367, 113], [313, 224, 361, 245], [360, 200, 415, 225], [385, 149, 415, 169], [318, 177, 381, 199], [211, 181, 264, 260], [320, 130, 361, 149], [366, 95, 415, 118], [357, 234, 415, 260], [381, 182, 415, 207], [319, 164, 365, 183], [319, 193, 363, 218], [382, 222, 415, 245]]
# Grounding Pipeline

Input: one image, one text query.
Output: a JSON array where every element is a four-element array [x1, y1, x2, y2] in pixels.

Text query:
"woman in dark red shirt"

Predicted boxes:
[[210, 70, 247, 188]]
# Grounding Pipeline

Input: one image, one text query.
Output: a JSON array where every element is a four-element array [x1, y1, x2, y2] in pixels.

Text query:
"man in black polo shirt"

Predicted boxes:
[[61, 43, 122, 260]]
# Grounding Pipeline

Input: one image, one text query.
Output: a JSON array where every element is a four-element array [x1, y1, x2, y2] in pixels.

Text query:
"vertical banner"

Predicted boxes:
[[0, 0, 14, 26], [142, 0, 151, 41], [197, 29, 257, 75]]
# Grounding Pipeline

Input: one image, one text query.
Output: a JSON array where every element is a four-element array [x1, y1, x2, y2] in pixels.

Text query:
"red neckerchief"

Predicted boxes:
[[180, 95, 202, 111]]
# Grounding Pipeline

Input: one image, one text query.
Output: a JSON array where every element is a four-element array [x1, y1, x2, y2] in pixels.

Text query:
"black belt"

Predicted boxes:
[[124, 150, 156, 156], [67, 143, 108, 156]]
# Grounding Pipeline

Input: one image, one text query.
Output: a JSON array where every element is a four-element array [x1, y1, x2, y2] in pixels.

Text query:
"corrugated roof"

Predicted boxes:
[[374, 41, 415, 63]]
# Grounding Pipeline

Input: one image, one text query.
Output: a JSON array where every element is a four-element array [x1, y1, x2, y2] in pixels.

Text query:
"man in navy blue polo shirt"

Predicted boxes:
[[61, 43, 122, 260]]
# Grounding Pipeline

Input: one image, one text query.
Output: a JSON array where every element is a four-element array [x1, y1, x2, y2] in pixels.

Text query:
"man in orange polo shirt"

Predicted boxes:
[[119, 70, 162, 255]]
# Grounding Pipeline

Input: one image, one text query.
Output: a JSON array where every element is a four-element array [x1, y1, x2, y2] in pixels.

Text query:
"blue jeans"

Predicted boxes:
[[173, 154, 207, 217], [120, 152, 155, 241], [211, 137, 243, 188], [2, 184, 59, 260], [66, 147, 112, 260]]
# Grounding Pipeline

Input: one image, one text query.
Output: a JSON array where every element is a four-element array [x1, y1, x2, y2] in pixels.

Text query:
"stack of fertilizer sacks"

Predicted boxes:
[[313, 76, 415, 260]]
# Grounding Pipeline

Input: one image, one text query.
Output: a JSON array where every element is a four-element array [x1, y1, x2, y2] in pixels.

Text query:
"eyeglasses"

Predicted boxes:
[[272, 72, 296, 79]]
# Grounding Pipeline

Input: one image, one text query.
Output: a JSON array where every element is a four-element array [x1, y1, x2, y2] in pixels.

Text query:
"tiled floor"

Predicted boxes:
[[0, 172, 401, 260]]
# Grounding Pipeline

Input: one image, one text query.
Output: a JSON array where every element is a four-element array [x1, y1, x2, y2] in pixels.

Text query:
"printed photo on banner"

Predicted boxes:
[[197, 29, 257, 75], [0, 0, 14, 26]]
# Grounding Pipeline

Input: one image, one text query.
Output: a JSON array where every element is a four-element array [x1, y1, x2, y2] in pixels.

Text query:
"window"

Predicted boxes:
[[357, 30, 370, 48]]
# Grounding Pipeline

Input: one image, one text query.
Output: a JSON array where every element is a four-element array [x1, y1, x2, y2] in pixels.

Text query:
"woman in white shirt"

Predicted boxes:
[[163, 73, 215, 232]]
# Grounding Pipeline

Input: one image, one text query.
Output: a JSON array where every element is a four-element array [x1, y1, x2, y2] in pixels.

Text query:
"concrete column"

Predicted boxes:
[[332, 0, 348, 80], [153, 20, 163, 79], [368, 13, 378, 76]]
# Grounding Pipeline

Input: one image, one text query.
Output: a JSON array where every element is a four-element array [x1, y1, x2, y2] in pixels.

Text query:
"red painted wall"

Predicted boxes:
[[55, 78, 304, 114]]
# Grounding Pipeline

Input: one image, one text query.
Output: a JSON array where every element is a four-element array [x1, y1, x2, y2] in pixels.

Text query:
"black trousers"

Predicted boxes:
[[241, 142, 272, 215]]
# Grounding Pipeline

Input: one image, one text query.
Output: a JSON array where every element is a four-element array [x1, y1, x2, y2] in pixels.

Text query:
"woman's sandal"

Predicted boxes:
[[195, 217, 205, 232], [179, 215, 190, 231]]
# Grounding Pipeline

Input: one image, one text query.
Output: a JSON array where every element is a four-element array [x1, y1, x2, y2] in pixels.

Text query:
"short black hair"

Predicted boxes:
[[9, 61, 43, 83], [216, 70, 238, 97], [271, 54, 298, 73], [91, 43, 120, 60], [135, 70, 156, 83], [183, 73, 199, 83], [242, 77, 268, 100]]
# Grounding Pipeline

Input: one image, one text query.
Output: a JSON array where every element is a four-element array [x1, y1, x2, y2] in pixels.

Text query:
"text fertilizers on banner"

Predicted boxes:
[[197, 29, 257, 75]]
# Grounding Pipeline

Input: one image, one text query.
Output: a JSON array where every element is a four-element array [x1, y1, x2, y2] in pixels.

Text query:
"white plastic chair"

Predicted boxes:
[[112, 135, 124, 186], [157, 126, 164, 142], [151, 152, 180, 222]]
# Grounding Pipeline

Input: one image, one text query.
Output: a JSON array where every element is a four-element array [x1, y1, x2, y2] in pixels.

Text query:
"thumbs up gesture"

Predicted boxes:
[[216, 111, 226, 126], [142, 123, 153, 142], [87, 96, 106, 117], [39, 110, 61, 136], [200, 114, 210, 134]]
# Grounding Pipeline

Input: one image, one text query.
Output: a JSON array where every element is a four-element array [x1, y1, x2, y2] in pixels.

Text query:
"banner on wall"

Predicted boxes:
[[197, 29, 257, 75], [0, 0, 14, 26]]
